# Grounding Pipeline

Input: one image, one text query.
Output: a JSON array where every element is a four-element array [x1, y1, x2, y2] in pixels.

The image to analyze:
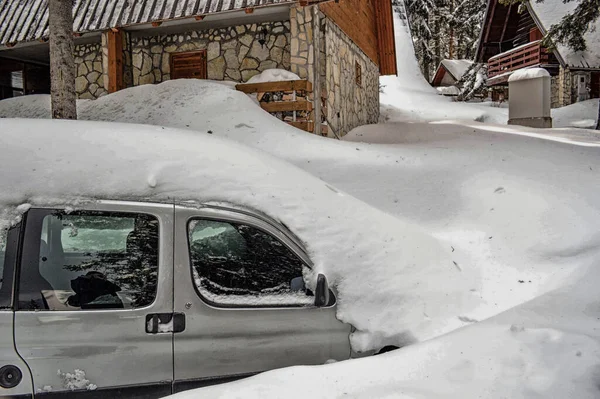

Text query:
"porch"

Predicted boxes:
[[487, 41, 557, 85]]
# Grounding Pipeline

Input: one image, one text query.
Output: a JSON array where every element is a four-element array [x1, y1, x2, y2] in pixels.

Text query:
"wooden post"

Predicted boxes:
[[107, 29, 124, 93]]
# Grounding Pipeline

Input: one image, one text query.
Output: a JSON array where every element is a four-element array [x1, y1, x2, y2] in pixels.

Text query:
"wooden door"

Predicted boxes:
[[170, 50, 207, 80], [591, 72, 600, 99]]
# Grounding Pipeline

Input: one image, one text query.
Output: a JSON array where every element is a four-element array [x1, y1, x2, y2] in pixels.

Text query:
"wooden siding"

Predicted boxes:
[[374, 0, 397, 75], [320, 0, 379, 65], [170, 50, 207, 80]]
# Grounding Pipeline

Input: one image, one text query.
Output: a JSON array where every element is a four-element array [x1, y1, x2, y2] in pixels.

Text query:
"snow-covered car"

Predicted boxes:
[[0, 200, 349, 398], [2, 118, 419, 398]]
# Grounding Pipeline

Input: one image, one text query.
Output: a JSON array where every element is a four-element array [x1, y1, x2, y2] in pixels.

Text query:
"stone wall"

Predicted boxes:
[[289, 5, 314, 82], [130, 21, 290, 85], [557, 66, 573, 107], [74, 43, 107, 99], [551, 75, 559, 108], [324, 20, 379, 137]]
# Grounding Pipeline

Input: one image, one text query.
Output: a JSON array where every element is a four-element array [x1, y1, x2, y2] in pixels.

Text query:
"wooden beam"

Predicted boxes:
[[483, 0, 499, 45], [287, 121, 314, 132], [499, 3, 512, 44], [235, 80, 313, 94], [106, 29, 124, 93], [261, 101, 313, 112]]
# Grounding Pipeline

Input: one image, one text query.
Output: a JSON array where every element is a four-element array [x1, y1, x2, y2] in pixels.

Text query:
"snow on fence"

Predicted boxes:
[[235, 80, 328, 136]]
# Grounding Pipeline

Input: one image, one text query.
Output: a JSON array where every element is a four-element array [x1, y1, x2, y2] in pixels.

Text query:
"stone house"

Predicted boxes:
[[0, 0, 397, 136], [476, 0, 600, 107]]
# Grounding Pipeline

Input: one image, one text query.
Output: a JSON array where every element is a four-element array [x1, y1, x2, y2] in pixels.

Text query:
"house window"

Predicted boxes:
[[355, 61, 362, 87], [170, 50, 208, 80]]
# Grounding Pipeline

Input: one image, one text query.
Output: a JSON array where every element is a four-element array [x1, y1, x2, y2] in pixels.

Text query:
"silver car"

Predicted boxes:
[[0, 200, 354, 398]]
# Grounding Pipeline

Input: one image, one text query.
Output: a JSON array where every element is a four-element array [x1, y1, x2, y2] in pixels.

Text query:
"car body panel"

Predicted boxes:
[[12, 202, 175, 396], [172, 205, 351, 388]]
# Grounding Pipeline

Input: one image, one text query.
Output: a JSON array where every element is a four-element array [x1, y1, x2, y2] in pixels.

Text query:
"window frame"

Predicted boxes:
[[15, 208, 162, 312], [186, 216, 321, 310], [0, 223, 22, 310]]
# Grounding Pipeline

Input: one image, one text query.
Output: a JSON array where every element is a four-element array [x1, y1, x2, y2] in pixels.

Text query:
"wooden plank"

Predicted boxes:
[[287, 121, 314, 132], [374, 0, 397, 75], [235, 80, 313, 94], [106, 29, 123, 93], [261, 101, 313, 112]]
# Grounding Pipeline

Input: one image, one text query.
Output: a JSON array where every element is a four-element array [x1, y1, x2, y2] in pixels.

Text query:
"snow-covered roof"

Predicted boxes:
[[0, 0, 296, 46], [527, 1, 600, 69], [440, 59, 473, 81]]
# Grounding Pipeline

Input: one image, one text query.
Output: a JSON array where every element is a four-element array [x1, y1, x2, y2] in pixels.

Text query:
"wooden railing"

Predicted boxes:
[[235, 80, 327, 135], [488, 41, 551, 81]]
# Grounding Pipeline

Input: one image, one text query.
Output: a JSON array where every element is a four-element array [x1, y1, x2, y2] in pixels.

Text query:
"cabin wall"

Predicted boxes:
[[324, 18, 379, 137], [128, 21, 291, 85], [319, 0, 379, 66]]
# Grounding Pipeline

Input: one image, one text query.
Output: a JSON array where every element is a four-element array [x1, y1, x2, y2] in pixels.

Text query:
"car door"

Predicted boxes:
[[13, 201, 175, 398], [172, 205, 351, 392], [1, 223, 34, 397]]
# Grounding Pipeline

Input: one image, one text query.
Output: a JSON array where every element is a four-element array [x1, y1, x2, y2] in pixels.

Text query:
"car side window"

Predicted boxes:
[[18, 210, 159, 311], [188, 219, 314, 307]]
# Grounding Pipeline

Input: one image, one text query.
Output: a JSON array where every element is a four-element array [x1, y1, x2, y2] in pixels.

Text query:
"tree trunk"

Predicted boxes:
[[49, 0, 76, 120]]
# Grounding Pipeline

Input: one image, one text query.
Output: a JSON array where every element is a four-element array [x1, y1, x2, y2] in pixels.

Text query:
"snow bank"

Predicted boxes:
[[507, 67, 550, 82], [246, 69, 300, 84]]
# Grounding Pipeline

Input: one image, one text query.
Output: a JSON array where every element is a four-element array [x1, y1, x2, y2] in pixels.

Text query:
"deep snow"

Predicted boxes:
[[1, 3, 600, 396]]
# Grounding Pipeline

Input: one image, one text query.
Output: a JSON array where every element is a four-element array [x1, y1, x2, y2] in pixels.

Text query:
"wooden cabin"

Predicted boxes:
[[476, 0, 600, 107], [431, 59, 473, 96], [0, 0, 397, 137]]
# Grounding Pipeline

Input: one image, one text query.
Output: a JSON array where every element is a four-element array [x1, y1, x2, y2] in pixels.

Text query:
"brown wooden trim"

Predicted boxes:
[[488, 41, 551, 78], [235, 80, 313, 94], [261, 101, 313, 112], [106, 29, 123, 93], [482, 0, 498, 46], [374, 0, 397, 75], [287, 121, 314, 131]]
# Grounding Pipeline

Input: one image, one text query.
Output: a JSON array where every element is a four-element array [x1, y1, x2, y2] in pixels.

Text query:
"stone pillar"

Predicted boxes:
[[289, 5, 314, 82], [558, 66, 573, 107], [508, 68, 552, 128]]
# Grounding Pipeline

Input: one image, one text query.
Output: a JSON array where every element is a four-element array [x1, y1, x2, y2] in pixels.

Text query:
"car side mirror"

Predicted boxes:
[[314, 274, 330, 307]]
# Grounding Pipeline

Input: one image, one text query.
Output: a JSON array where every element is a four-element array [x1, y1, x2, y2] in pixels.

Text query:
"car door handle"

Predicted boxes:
[[145, 313, 185, 334]]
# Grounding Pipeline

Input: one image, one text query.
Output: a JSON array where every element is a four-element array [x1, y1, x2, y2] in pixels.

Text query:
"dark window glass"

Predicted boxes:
[[19, 211, 159, 311], [188, 220, 313, 307]]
